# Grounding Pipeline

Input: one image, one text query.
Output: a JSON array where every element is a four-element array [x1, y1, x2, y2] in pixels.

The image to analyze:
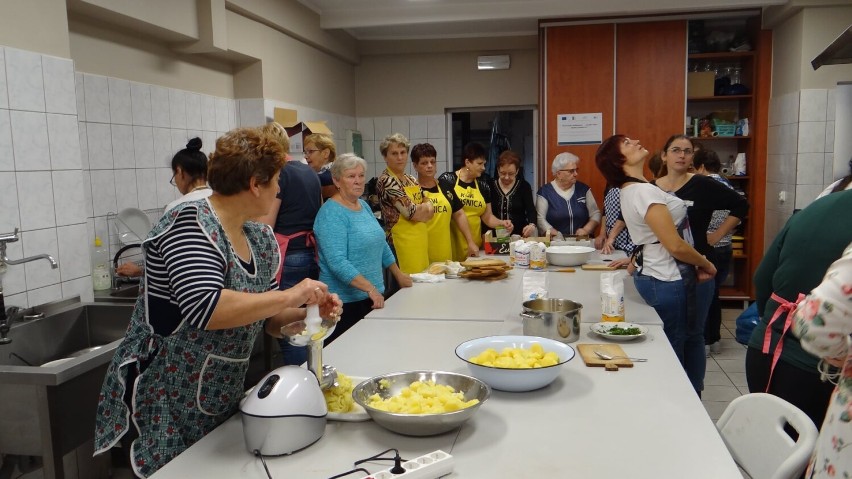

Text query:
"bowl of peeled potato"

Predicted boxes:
[[351, 370, 490, 436], [455, 335, 576, 392]]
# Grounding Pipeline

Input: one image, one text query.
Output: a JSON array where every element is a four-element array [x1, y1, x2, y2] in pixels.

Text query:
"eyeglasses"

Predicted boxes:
[[498, 170, 518, 178], [169, 174, 176, 186], [668, 147, 694, 156], [559, 168, 579, 174], [303, 149, 320, 156]]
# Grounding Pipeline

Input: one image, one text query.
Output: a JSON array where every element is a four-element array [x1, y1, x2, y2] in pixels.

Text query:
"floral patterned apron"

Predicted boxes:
[[93, 200, 279, 478]]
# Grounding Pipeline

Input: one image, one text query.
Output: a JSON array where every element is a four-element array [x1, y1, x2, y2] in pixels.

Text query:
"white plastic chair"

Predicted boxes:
[[716, 393, 819, 479]]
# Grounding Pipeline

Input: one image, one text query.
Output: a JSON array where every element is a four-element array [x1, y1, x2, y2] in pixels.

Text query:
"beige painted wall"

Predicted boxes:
[[226, 11, 356, 114], [801, 6, 852, 89], [0, 0, 71, 57], [69, 16, 236, 98], [354, 48, 538, 116], [771, 10, 804, 96]]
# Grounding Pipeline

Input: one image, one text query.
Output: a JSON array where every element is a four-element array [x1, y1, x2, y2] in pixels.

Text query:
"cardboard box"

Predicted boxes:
[[687, 72, 716, 98], [273, 108, 334, 155]]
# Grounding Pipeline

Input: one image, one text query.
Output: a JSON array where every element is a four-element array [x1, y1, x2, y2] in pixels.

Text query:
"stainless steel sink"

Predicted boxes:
[[109, 284, 139, 299], [0, 298, 133, 478]]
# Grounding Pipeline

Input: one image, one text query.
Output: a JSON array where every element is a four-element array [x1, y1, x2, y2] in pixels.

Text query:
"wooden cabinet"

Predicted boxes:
[[685, 21, 771, 300]]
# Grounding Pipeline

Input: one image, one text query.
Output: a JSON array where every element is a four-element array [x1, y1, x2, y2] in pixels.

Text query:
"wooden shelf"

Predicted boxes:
[[725, 175, 750, 180], [688, 136, 749, 140], [720, 286, 750, 300], [689, 51, 755, 60], [732, 254, 748, 259], [687, 94, 752, 101]]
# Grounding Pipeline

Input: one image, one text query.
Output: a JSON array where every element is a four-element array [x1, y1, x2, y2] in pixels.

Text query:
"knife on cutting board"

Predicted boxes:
[[577, 344, 633, 370]]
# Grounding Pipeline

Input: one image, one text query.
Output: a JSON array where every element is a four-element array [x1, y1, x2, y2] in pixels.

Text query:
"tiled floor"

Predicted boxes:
[[703, 307, 749, 422]]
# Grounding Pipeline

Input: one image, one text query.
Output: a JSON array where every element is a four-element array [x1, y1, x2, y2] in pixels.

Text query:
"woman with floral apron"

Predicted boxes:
[[411, 143, 478, 263], [376, 134, 433, 274], [746, 189, 852, 429], [93, 129, 341, 478], [438, 142, 512, 262]]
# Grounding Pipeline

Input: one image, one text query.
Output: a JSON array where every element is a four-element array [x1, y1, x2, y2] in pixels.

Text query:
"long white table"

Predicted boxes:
[[151, 319, 741, 479]]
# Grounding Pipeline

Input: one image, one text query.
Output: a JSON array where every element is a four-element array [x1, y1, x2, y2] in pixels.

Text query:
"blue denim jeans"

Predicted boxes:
[[277, 249, 319, 366], [633, 272, 706, 394], [704, 245, 732, 344]]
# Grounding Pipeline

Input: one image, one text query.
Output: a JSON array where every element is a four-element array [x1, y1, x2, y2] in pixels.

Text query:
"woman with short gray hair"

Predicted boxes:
[[536, 152, 600, 238], [314, 153, 412, 343]]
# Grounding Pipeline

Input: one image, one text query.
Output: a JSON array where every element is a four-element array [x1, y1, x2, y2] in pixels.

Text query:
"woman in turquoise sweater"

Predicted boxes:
[[315, 154, 412, 343]]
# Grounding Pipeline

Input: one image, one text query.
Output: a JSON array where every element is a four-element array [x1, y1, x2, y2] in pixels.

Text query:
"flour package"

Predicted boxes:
[[514, 241, 530, 268], [600, 271, 625, 322]]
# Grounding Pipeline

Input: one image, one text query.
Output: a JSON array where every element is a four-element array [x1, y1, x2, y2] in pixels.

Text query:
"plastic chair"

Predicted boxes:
[[716, 393, 819, 479]]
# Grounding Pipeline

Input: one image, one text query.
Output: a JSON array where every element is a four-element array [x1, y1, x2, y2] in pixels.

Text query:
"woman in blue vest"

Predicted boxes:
[[536, 152, 601, 238]]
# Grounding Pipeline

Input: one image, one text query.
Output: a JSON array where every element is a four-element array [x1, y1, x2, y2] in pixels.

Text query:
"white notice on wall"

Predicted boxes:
[[556, 113, 602, 145]]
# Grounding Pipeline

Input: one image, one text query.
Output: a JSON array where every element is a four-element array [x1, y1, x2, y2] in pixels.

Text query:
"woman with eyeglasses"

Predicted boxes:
[[303, 133, 338, 200], [595, 134, 716, 395], [116, 138, 211, 278], [654, 135, 749, 362], [412, 142, 478, 262], [536, 152, 600, 238], [438, 142, 512, 260], [490, 150, 537, 237]]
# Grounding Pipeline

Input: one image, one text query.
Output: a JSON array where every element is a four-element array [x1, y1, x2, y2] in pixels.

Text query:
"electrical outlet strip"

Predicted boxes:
[[354, 450, 454, 479]]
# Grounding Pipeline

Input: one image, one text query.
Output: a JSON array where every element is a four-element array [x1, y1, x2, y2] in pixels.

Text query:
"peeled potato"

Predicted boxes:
[[469, 345, 560, 369]]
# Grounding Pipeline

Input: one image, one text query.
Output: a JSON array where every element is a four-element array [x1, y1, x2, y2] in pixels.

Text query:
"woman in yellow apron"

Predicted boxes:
[[376, 133, 434, 273], [411, 143, 478, 263], [437, 142, 513, 261]]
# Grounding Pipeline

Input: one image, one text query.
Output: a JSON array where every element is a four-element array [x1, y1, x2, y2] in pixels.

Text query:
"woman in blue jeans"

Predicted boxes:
[[595, 134, 716, 394], [259, 122, 323, 365]]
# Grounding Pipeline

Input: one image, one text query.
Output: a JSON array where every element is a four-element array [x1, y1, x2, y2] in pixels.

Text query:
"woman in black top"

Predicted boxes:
[[654, 134, 749, 364], [490, 150, 537, 237]]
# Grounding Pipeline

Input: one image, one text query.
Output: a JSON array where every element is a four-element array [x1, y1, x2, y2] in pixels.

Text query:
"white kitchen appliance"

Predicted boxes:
[[240, 366, 327, 456]]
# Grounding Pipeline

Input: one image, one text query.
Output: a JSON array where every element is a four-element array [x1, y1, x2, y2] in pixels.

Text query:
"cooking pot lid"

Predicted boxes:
[[240, 366, 327, 417]]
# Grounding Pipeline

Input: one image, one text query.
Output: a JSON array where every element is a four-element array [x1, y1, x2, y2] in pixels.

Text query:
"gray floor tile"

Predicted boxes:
[[720, 329, 735, 339], [703, 385, 743, 402], [736, 386, 751, 395], [716, 359, 746, 373], [702, 400, 730, 421], [705, 370, 735, 387], [710, 347, 746, 361], [706, 358, 721, 371], [727, 372, 748, 388]]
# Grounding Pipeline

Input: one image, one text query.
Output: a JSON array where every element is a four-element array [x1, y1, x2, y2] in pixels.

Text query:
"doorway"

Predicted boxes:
[[448, 107, 538, 191]]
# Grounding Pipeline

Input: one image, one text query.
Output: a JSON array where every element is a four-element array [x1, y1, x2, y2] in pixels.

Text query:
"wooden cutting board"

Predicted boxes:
[[581, 263, 627, 271], [577, 344, 633, 370]]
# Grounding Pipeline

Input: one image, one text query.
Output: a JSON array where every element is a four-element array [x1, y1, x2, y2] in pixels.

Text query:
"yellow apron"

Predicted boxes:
[[423, 185, 453, 263], [451, 175, 486, 261], [389, 171, 430, 273]]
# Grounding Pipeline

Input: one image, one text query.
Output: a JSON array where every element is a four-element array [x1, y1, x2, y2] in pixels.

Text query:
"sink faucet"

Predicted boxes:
[[112, 243, 142, 290], [0, 227, 59, 345]]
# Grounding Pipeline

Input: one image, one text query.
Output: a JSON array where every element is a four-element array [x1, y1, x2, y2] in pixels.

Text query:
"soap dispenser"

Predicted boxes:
[[92, 236, 111, 290]]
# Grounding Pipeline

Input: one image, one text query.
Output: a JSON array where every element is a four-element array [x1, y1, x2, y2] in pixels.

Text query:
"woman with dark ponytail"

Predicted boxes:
[[165, 137, 211, 211]]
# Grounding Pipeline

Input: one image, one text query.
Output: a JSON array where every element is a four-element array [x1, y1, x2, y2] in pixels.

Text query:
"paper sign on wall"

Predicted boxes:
[[556, 113, 602, 145]]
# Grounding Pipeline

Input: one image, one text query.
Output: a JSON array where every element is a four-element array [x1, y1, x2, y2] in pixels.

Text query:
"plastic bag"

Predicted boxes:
[[735, 302, 759, 345]]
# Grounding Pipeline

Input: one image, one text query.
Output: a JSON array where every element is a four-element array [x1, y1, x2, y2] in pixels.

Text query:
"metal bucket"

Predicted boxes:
[[520, 299, 582, 343]]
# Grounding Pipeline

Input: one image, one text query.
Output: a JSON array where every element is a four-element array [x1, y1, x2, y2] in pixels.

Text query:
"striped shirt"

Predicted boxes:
[[145, 205, 276, 336]]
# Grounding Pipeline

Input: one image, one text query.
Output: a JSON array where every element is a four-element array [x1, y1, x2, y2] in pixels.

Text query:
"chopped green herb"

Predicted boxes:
[[606, 325, 642, 335]]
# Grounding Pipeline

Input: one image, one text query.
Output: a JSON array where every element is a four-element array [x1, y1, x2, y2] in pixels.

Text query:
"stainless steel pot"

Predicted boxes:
[[520, 299, 582, 343]]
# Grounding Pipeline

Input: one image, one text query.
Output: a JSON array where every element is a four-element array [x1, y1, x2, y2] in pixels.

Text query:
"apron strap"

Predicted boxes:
[[761, 292, 806, 392], [273, 231, 315, 283]]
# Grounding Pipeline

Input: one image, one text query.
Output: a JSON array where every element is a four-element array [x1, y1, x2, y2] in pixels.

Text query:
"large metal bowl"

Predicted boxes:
[[352, 370, 490, 436], [455, 335, 576, 392]]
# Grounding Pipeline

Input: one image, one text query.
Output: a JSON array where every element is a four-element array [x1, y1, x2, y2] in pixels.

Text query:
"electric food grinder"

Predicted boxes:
[[239, 306, 338, 455]]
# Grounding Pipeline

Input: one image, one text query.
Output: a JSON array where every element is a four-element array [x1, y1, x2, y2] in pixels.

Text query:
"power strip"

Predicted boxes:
[[354, 450, 454, 479]]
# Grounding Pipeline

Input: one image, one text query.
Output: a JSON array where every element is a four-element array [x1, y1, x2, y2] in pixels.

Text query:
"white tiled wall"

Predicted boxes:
[[77, 72, 238, 280], [0, 47, 90, 308], [765, 87, 839, 248]]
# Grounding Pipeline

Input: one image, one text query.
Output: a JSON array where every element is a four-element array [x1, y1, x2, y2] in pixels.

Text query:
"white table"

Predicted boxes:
[[151, 320, 741, 479]]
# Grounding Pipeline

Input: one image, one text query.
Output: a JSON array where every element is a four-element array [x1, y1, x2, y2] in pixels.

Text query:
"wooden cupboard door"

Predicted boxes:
[[615, 20, 687, 167], [542, 24, 615, 195]]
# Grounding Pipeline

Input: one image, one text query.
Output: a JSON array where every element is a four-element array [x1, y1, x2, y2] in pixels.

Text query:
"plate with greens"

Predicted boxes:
[[590, 322, 648, 341]]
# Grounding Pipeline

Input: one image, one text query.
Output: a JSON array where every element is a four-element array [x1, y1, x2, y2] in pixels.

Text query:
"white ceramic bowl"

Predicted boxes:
[[545, 245, 595, 266], [455, 335, 575, 392]]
